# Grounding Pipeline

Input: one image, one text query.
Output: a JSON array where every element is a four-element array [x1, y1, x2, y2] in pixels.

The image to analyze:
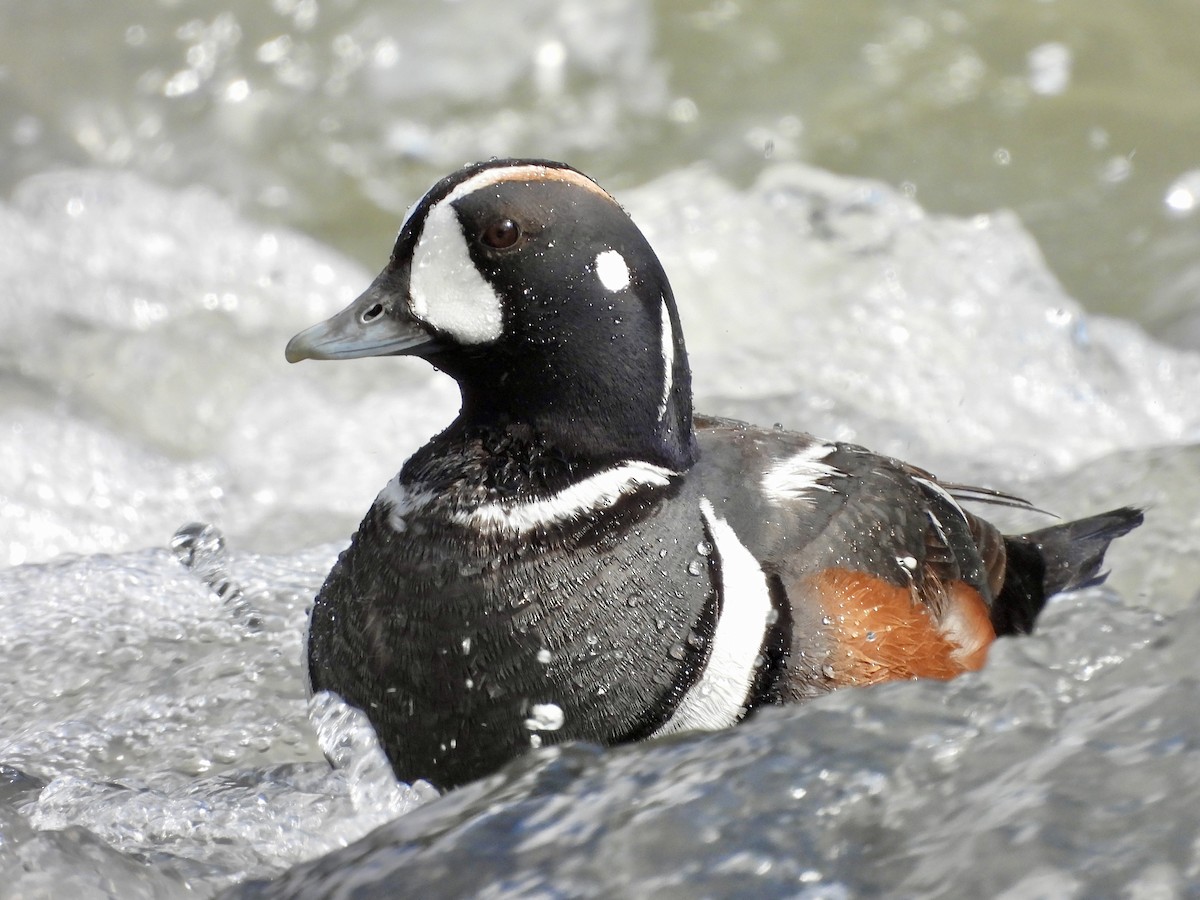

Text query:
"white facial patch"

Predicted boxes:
[[455, 462, 678, 535], [408, 198, 504, 345], [761, 444, 845, 506], [595, 249, 631, 292], [404, 163, 617, 344], [652, 498, 775, 737], [658, 299, 675, 422]]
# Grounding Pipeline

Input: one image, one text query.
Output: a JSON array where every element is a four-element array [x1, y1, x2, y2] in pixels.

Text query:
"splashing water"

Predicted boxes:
[[1, 4, 1199, 895]]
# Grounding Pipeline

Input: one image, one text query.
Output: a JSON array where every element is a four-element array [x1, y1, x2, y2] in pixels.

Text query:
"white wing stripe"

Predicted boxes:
[[652, 498, 774, 737], [761, 444, 845, 507]]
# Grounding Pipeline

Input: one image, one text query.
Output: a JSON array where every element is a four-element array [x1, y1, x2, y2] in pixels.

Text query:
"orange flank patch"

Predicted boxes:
[[807, 568, 996, 687]]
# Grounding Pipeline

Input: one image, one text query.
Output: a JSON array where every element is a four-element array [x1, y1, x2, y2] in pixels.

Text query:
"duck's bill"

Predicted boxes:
[[285, 279, 437, 363]]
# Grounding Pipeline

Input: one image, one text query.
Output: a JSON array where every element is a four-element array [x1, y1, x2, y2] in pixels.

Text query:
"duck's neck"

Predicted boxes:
[[429, 297, 698, 475]]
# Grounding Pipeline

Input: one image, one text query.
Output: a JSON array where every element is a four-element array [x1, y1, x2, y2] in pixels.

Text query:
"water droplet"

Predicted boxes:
[[821, 615, 834, 627], [668, 642, 687, 661], [1100, 155, 1132, 184], [656, 618, 668, 632], [523, 702, 565, 732], [464, 677, 474, 689], [461, 636, 472, 654], [864, 631, 877, 643], [536, 648, 552, 664], [821, 664, 836, 680], [1165, 169, 1200, 217], [993, 147, 1011, 166], [687, 560, 704, 576], [171, 522, 260, 626], [686, 630, 706, 650], [626, 595, 642, 607], [1027, 41, 1071, 96], [171, 521, 226, 573], [529, 734, 543, 749], [695, 540, 713, 556], [658, 549, 669, 559]]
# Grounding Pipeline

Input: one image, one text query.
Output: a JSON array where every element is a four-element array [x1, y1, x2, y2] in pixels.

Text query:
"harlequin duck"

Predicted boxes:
[[286, 159, 1142, 790]]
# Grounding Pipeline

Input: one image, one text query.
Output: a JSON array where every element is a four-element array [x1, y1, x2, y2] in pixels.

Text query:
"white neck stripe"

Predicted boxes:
[[652, 498, 774, 737], [455, 461, 677, 534], [377, 475, 436, 533], [378, 461, 679, 537], [379, 463, 679, 536]]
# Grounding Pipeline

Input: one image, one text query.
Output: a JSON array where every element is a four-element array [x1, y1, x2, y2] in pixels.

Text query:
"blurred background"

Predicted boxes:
[[4, 0, 1199, 342]]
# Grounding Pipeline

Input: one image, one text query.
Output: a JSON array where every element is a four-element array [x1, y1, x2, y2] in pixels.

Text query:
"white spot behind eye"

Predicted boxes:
[[596, 249, 631, 292]]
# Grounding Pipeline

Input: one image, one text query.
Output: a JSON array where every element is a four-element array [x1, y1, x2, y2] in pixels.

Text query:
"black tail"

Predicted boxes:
[[991, 507, 1143, 635]]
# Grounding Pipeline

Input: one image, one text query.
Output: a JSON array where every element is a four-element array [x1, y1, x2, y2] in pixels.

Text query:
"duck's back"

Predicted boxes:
[[691, 416, 1141, 700]]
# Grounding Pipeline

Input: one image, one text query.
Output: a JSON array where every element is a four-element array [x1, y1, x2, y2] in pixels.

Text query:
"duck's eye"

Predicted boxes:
[[481, 218, 520, 249]]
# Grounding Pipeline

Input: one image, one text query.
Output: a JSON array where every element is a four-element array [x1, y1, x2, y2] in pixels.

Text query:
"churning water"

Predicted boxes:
[[2, 2, 1199, 897]]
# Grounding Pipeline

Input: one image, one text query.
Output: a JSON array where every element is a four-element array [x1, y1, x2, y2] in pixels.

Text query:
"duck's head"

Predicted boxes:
[[286, 159, 697, 470]]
